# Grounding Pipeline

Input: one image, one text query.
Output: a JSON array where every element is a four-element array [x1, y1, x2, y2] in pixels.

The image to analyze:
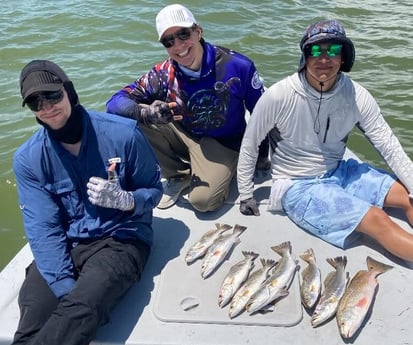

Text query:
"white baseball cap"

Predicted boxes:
[[156, 4, 197, 39]]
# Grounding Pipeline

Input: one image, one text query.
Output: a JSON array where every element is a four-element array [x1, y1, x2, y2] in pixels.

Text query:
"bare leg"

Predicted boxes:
[[355, 207, 413, 261], [355, 181, 413, 261]]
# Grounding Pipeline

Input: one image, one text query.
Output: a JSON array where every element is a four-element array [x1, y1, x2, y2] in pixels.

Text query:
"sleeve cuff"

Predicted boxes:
[[50, 277, 76, 299]]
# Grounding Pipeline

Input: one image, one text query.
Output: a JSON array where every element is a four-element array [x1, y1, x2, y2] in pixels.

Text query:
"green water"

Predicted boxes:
[[0, 0, 412, 270]]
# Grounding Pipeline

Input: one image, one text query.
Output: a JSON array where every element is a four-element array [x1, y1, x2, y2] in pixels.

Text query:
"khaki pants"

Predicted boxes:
[[141, 123, 238, 212]]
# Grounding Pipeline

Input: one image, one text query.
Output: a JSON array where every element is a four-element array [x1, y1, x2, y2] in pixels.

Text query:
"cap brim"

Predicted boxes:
[[303, 35, 351, 49], [22, 83, 62, 106], [158, 22, 194, 40]]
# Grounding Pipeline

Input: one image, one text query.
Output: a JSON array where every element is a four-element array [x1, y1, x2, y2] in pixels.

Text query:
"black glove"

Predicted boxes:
[[137, 100, 174, 125], [240, 197, 260, 216]]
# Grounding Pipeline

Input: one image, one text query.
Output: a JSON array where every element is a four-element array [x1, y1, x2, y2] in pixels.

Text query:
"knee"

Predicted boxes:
[[375, 206, 393, 220], [357, 206, 393, 236], [365, 206, 389, 223], [59, 296, 107, 326], [188, 191, 225, 212]]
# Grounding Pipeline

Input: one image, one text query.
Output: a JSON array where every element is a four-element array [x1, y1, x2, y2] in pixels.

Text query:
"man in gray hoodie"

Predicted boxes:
[[237, 19, 413, 262]]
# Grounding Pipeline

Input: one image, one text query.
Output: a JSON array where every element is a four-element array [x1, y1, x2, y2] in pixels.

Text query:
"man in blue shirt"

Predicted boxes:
[[12, 60, 162, 345], [107, 4, 269, 212]]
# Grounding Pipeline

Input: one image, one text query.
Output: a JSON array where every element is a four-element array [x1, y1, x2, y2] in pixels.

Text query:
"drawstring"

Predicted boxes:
[[313, 82, 324, 134]]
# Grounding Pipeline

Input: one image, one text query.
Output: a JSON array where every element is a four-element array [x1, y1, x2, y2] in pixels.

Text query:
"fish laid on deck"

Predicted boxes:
[[228, 258, 277, 319], [311, 256, 349, 327], [245, 241, 298, 315], [336, 256, 393, 339], [200, 224, 247, 279], [299, 248, 322, 309], [218, 251, 259, 308], [185, 223, 232, 264]]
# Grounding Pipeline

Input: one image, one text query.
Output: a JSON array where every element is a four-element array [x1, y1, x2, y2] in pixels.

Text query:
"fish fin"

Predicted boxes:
[[259, 258, 277, 269], [214, 223, 233, 234], [326, 255, 347, 269], [277, 286, 290, 299], [254, 304, 276, 314], [233, 224, 247, 235], [253, 287, 289, 315], [242, 250, 259, 260], [299, 248, 316, 264], [271, 241, 292, 256], [366, 256, 393, 275]]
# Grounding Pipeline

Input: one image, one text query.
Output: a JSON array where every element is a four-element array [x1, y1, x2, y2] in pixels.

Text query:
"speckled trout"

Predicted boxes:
[[200, 224, 247, 279], [336, 256, 393, 339], [218, 251, 259, 308], [299, 248, 322, 309], [228, 258, 276, 318], [311, 256, 349, 327], [245, 241, 298, 314], [185, 223, 232, 264]]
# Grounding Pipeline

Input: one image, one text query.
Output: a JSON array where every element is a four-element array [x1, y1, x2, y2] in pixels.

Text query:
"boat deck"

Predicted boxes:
[[0, 151, 412, 345]]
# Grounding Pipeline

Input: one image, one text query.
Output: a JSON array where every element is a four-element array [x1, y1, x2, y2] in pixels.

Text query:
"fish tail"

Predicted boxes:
[[366, 256, 393, 275], [271, 241, 292, 256], [232, 224, 247, 235], [326, 255, 347, 269], [215, 223, 232, 232], [261, 258, 277, 269], [242, 251, 259, 260], [299, 248, 316, 264]]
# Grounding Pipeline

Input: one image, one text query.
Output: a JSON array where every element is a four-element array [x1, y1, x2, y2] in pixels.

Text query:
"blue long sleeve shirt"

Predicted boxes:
[[13, 107, 162, 298], [106, 41, 264, 152]]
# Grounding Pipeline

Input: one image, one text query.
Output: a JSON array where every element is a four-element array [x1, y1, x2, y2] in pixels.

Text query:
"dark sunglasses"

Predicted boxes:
[[25, 89, 64, 111], [160, 27, 193, 48], [308, 43, 342, 58]]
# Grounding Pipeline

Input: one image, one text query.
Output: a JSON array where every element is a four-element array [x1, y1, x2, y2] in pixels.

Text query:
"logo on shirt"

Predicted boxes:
[[185, 78, 241, 132], [251, 71, 263, 90]]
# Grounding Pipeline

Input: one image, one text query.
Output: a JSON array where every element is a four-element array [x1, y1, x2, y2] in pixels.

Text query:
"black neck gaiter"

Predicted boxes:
[[37, 105, 83, 144]]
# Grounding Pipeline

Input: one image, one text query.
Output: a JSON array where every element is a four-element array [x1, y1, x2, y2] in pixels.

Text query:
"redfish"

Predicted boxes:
[[336, 256, 393, 339]]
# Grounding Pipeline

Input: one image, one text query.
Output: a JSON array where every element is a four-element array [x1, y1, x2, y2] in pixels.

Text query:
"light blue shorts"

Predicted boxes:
[[282, 159, 396, 248]]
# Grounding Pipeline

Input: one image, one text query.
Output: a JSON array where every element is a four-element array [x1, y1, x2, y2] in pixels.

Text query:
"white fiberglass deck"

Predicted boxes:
[[0, 151, 412, 345]]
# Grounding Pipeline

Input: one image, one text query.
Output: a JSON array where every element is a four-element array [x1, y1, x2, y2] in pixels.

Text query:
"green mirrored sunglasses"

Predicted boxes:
[[309, 43, 343, 58]]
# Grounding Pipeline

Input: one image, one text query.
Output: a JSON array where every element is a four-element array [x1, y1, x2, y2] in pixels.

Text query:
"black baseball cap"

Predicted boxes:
[[20, 60, 70, 106]]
